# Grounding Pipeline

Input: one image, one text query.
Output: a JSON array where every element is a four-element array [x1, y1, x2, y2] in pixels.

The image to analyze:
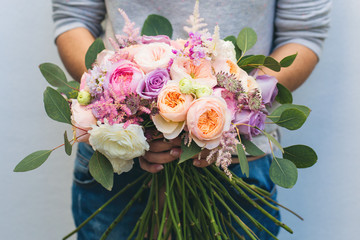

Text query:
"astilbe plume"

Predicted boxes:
[[109, 8, 141, 49], [206, 125, 239, 179], [184, 0, 208, 34]]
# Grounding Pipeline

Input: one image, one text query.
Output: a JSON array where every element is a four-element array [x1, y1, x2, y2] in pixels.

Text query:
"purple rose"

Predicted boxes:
[[255, 74, 278, 106], [234, 109, 266, 140], [142, 35, 171, 45], [136, 68, 170, 99]]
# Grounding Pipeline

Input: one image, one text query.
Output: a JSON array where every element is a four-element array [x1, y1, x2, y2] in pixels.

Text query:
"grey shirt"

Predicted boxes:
[[51, 0, 331, 153]]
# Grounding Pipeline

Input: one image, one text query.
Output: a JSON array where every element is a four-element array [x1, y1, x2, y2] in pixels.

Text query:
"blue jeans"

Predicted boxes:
[[72, 142, 280, 239]]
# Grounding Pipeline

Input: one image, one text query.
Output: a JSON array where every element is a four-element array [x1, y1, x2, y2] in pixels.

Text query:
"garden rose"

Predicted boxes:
[[88, 120, 150, 174], [255, 74, 278, 106], [96, 49, 115, 71], [213, 88, 237, 119], [70, 99, 97, 143], [234, 109, 267, 140], [170, 57, 217, 88], [136, 68, 169, 99], [187, 96, 232, 149], [133, 42, 173, 73], [152, 83, 193, 139], [104, 59, 144, 96]]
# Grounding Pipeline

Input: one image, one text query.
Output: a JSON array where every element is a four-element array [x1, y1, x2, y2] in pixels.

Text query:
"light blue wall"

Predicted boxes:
[[1, 0, 358, 239]]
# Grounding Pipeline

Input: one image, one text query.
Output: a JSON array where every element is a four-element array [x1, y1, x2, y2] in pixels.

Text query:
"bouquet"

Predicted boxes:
[[15, 1, 318, 239]]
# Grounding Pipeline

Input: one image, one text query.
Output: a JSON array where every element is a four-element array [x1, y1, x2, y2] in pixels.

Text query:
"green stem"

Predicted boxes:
[[63, 173, 149, 240]]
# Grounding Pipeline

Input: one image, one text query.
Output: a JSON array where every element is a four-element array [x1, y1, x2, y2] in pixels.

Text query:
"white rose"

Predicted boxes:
[[133, 42, 173, 73], [88, 120, 150, 174]]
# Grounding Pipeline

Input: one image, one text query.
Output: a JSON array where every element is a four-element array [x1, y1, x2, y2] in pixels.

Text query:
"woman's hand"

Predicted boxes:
[[139, 136, 182, 173]]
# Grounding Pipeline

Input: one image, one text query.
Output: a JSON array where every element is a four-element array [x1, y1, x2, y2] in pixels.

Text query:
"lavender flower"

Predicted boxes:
[[136, 68, 169, 99]]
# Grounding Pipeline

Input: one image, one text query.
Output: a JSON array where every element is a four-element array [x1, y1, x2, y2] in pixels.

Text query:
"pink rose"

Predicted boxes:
[[133, 42, 174, 73], [71, 99, 97, 143], [152, 83, 193, 139], [213, 88, 237, 119], [187, 96, 232, 149], [79, 72, 90, 91], [104, 59, 144, 96], [170, 57, 217, 88]]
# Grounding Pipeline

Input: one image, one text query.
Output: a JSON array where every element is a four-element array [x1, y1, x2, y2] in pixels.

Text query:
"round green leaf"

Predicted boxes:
[[57, 81, 80, 99], [264, 57, 281, 72], [236, 144, 249, 177], [237, 27, 257, 54], [241, 136, 265, 156], [270, 157, 298, 188], [141, 14, 173, 38], [238, 55, 265, 67], [64, 131, 72, 156], [276, 108, 307, 130], [85, 38, 105, 69], [14, 150, 52, 172], [283, 145, 317, 168], [89, 151, 114, 191], [43, 87, 71, 124], [275, 83, 293, 104], [179, 140, 201, 164], [280, 53, 298, 68], [39, 63, 67, 87], [269, 104, 310, 123]]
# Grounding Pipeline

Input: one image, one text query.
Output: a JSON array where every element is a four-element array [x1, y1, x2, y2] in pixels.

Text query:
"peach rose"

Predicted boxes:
[[152, 83, 193, 139], [170, 57, 217, 88], [133, 42, 173, 73], [187, 96, 232, 149], [212, 58, 248, 91], [246, 76, 260, 93], [70, 99, 97, 143]]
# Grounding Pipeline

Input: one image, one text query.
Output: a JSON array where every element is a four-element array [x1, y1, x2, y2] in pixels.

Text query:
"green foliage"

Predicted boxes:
[[85, 38, 105, 69], [269, 104, 310, 130], [39, 63, 67, 87], [269, 157, 298, 188], [237, 27, 257, 54], [57, 81, 80, 99], [241, 136, 265, 156], [236, 144, 249, 177], [224, 35, 242, 60], [43, 87, 71, 124], [275, 83, 293, 104], [262, 130, 284, 153], [280, 53, 298, 68], [238, 55, 265, 68], [14, 150, 52, 172], [64, 131, 72, 156], [89, 151, 114, 191], [141, 14, 173, 38], [264, 57, 281, 72], [283, 145, 317, 168], [179, 141, 202, 164]]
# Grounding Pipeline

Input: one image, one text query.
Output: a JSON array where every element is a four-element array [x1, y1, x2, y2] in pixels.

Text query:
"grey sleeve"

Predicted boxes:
[[52, 0, 106, 40], [274, 0, 332, 58]]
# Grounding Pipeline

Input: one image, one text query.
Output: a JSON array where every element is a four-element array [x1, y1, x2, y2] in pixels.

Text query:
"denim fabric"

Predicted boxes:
[[72, 142, 279, 239]]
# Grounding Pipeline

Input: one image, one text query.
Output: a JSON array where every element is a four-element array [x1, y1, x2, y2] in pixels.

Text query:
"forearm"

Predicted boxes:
[[55, 27, 96, 82], [261, 43, 318, 92]]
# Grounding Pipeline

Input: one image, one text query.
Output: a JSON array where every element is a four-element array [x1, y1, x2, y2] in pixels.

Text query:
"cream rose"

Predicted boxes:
[[133, 42, 173, 73], [88, 120, 150, 174]]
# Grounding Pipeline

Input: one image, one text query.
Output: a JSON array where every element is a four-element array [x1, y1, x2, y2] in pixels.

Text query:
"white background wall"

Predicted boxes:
[[1, 0, 358, 239]]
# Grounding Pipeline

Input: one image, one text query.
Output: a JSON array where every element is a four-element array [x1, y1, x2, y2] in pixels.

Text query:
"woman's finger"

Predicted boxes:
[[193, 158, 212, 168], [139, 157, 164, 173], [143, 147, 181, 164]]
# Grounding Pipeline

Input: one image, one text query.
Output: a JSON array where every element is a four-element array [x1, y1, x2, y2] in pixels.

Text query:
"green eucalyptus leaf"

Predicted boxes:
[[85, 38, 105, 69], [236, 144, 249, 177], [43, 87, 71, 124], [141, 14, 173, 38], [224, 35, 242, 60], [237, 27, 257, 54], [262, 130, 284, 153], [269, 157, 298, 188], [57, 81, 80, 99], [283, 145, 318, 168], [238, 55, 265, 67], [89, 151, 114, 191], [39, 63, 67, 87], [241, 136, 265, 156], [276, 108, 307, 130], [14, 150, 52, 172], [275, 83, 293, 104], [269, 104, 310, 126], [64, 131, 72, 156], [264, 57, 281, 72], [280, 53, 298, 67], [179, 141, 201, 164]]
